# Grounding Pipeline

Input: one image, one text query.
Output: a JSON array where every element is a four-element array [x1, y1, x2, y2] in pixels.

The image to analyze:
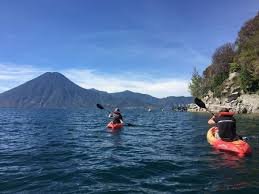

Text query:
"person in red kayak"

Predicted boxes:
[[208, 108, 239, 141], [109, 108, 124, 124]]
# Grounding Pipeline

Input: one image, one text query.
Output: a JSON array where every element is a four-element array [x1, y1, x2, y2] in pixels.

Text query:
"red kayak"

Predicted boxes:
[[106, 121, 124, 131], [207, 127, 252, 157]]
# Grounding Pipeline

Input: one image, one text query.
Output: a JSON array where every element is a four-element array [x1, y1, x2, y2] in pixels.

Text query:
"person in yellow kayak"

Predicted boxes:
[[109, 108, 124, 124], [208, 108, 240, 141]]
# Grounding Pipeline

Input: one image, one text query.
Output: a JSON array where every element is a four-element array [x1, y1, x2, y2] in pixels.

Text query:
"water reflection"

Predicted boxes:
[[108, 129, 123, 148]]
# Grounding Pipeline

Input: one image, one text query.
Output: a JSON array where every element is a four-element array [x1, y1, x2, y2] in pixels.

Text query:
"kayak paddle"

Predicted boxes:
[[194, 97, 214, 115], [96, 103, 135, 127], [96, 103, 110, 114]]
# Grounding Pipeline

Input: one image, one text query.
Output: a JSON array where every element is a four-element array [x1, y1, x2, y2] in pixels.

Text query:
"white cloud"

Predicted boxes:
[[0, 63, 49, 92], [0, 63, 190, 97], [63, 68, 190, 98], [0, 63, 48, 82]]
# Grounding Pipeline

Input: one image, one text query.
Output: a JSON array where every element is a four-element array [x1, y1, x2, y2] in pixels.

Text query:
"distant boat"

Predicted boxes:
[[148, 108, 152, 112]]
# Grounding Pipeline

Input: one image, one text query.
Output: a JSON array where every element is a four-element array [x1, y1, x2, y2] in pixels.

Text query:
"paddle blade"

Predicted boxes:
[[194, 97, 206, 109], [96, 104, 104, 109]]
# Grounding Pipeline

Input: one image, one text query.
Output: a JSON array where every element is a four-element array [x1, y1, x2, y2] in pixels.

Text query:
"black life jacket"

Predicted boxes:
[[112, 112, 123, 123], [216, 112, 237, 141]]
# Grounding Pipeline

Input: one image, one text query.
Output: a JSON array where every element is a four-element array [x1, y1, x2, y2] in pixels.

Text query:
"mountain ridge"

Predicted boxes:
[[0, 72, 193, 108]]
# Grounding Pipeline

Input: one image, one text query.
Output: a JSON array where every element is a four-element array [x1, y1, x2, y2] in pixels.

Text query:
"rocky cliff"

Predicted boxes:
[[188, 72, 259, 114]]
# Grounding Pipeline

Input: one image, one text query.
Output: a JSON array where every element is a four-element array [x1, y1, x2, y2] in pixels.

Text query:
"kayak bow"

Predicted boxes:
[[107, 121, 124, 131]]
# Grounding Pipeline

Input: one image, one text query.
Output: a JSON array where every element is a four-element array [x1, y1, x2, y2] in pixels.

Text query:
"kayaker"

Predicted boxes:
[[109, 108, 124, 124], [208, 108, 239, 141]]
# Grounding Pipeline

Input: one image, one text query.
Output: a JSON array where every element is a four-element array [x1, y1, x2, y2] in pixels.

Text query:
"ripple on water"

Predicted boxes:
[[0, 109, 259, 193]]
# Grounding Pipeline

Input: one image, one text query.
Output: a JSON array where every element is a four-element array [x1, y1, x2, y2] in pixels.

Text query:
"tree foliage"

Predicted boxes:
[[239, 65, 253, 92], [188, 68, 203, 98], [189, 12, 259, 97], [212, 43, 235, 75], [229, 63, 241, 73], [236, 12, 259, 92]]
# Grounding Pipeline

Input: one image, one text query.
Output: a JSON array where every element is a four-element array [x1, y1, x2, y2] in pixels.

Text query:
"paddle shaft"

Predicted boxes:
[[205, 108, 215, 116], [194, 98, 214, 116]]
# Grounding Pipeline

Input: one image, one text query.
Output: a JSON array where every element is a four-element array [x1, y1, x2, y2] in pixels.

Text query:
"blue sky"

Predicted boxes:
[[0, 0, 258, 97]]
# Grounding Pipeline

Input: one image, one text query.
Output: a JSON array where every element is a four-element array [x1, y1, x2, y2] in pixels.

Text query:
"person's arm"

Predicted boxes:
[[119, 114, 123, 123], [208, 115, 216, 125]]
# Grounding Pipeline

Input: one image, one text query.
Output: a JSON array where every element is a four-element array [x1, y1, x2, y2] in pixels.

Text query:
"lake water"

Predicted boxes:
[[0, 108, 259, 193]]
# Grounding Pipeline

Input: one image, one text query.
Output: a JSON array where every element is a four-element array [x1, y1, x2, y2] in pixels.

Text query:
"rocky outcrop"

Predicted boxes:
[[238, 94, 259, 113], [187, 103, 206, 112], [190, 72, 259, 114]]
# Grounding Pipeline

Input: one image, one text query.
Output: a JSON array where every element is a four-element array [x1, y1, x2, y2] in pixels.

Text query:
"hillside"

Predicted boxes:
[[189, 12, 259, 113]]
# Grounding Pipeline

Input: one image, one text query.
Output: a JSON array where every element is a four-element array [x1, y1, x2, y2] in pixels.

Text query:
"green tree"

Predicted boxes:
[[229, 62, 241, 72], [236, 12, 259, 92], [236, 12, 259, 54], [189, 68, 203, 97], [211, 73, 229, 97], [239, 65, 253, 92]]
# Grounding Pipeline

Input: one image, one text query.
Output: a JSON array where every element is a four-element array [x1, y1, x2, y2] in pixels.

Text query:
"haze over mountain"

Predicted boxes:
[[0, 72, 192, 108]]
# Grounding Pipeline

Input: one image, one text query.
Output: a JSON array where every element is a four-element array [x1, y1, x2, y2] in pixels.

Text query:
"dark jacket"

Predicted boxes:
[[109, 112, 123, 124], [214, 113, 237, 141]]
